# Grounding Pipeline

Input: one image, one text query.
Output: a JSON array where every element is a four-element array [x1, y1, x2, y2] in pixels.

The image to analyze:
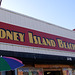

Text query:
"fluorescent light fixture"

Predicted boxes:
[[47, 72, 51, 74]]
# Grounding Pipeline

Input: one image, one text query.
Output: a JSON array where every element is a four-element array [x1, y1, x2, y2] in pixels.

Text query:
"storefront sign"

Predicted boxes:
[[0, 22, 75, 52]]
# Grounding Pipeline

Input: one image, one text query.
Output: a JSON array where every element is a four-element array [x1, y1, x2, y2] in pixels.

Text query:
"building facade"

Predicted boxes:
[[0, 7, 75, 75]]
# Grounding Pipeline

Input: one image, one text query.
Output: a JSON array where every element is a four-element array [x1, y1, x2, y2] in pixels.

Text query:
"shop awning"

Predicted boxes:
[[0, 50, 75, 65]]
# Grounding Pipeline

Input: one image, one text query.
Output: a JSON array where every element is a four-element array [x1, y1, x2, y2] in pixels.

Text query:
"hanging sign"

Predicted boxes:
[[0, 22, 75, 52]]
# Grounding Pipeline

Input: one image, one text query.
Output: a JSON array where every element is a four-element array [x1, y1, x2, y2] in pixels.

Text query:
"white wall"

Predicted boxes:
[[0, 8, 75, 39], [0, 7, 75, 57]]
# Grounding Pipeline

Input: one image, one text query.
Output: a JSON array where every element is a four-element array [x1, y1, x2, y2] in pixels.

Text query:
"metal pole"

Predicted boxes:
[[0, 0, 2, 6]]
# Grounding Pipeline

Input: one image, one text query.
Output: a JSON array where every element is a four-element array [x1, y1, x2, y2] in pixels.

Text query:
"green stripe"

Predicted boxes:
[[0, 58, 11, 71]]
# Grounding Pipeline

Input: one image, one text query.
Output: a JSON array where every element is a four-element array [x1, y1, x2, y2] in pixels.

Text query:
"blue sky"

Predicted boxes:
[[1, 0, 75, 30]]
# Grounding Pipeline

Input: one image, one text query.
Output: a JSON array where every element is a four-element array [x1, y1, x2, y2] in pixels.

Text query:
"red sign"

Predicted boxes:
[[0, 22, 75, 52]]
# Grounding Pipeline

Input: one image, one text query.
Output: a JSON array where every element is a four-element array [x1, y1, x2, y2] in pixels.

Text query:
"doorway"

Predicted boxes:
[[44, 71, 61, 75]]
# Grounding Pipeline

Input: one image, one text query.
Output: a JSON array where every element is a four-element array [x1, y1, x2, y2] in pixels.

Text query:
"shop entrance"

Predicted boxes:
[[44, 68, 62, 75], [44, 71, 61, 75]]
